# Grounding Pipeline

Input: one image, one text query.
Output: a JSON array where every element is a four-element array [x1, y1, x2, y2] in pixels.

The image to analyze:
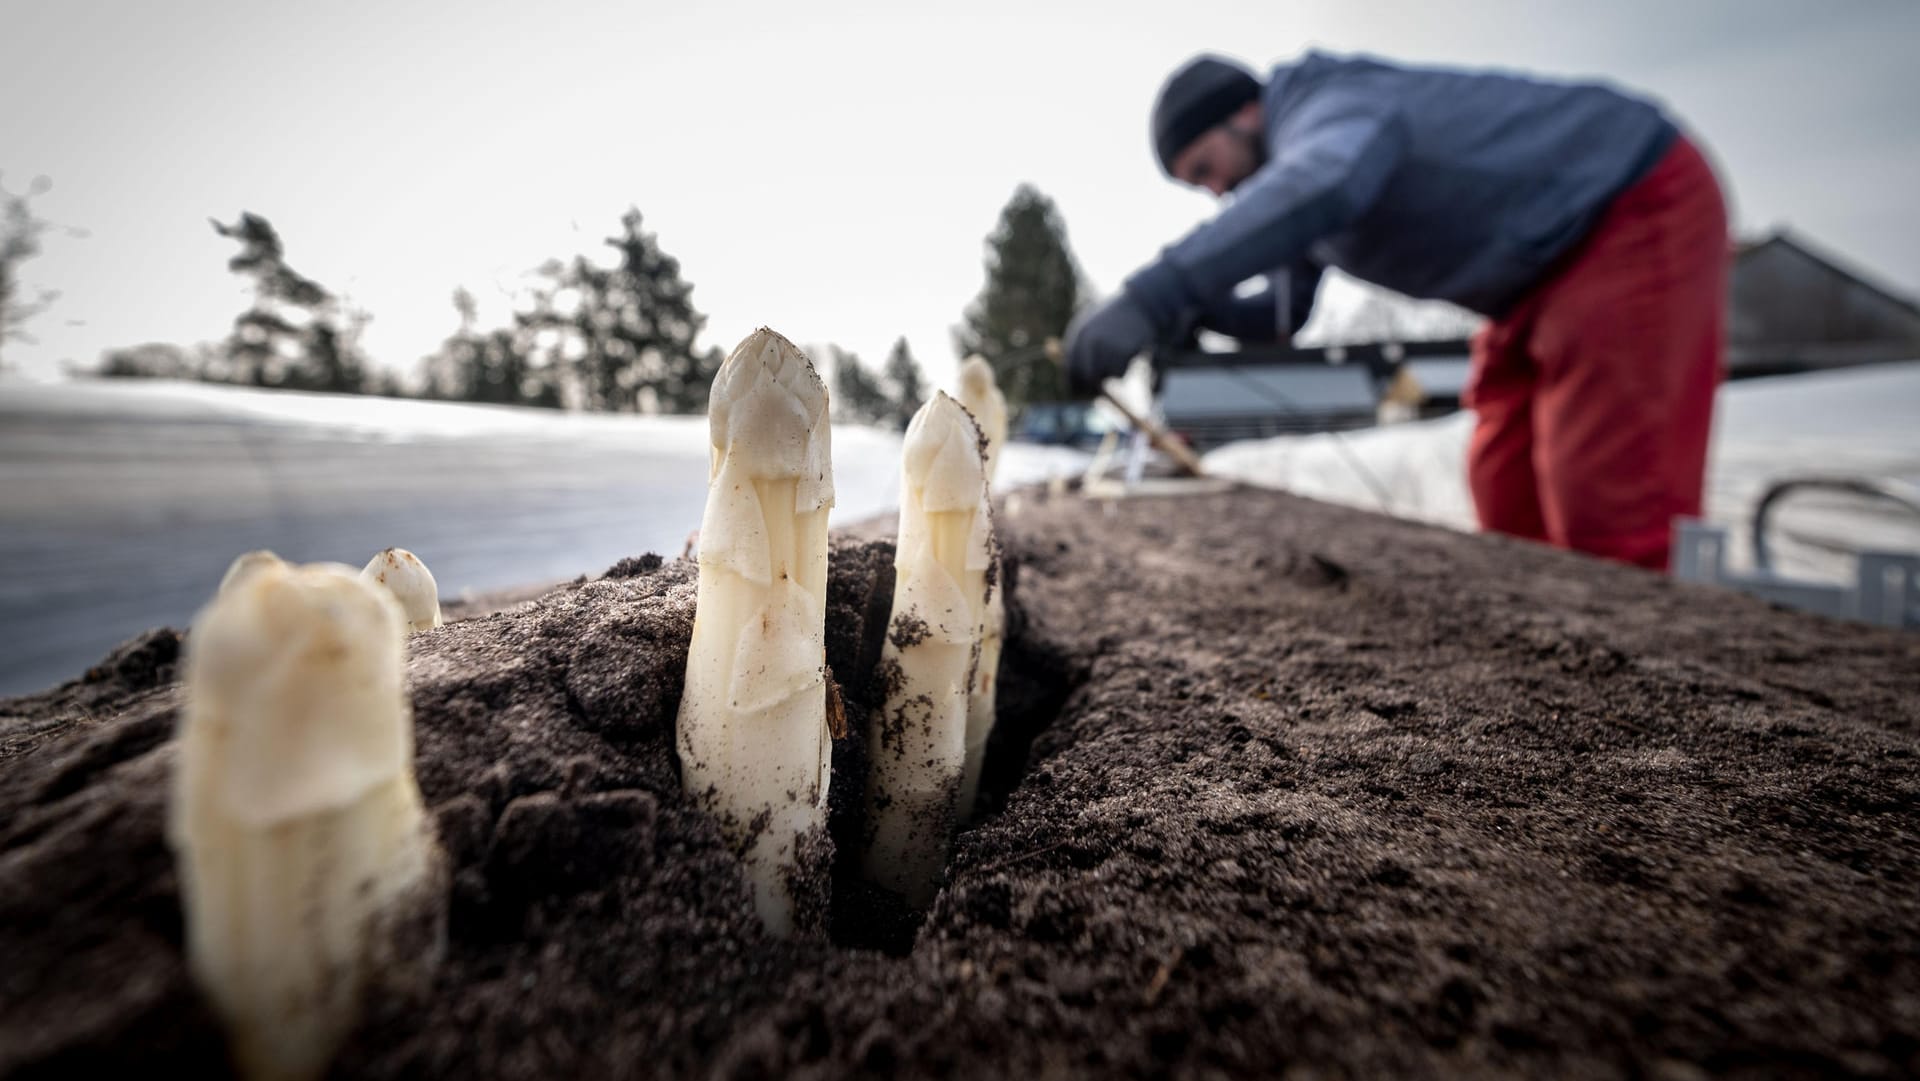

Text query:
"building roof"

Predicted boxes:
[[1737, 230, 1920, 320], [1160, 363, 1380, 420]]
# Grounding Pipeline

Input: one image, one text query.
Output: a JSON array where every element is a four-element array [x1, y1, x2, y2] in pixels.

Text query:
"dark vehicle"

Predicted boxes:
[[1015, 401, 1118, 449]]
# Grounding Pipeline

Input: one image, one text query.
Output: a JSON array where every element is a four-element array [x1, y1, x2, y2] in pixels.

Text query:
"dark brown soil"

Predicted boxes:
[[4, 485, 1919, 1079]]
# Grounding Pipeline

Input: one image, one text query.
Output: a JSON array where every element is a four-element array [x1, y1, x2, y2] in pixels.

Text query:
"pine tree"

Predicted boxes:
[[530, 209, 715, 413], [420, 288, 478, 400], [211, 212, 367, 393], [829, 346, 892, 425], [420, 288, 561, 408], [881, 336, 926, 429], [954, 184, 1086, 411], [0, 172, 81, 369]]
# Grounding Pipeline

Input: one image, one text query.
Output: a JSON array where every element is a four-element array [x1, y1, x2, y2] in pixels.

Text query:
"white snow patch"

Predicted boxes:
[[1203, 362, 1920, 582]]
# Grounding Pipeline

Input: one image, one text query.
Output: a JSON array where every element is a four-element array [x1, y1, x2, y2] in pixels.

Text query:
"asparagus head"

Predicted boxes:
[[171, 559, 445, 1081], [956, 355, 1008, 484], [360, 547, 443, 632], [953, 358, 1009, 821], [862, 391, 993, 906], [677, 327, 835, 937], [219, 549, 285, 594]]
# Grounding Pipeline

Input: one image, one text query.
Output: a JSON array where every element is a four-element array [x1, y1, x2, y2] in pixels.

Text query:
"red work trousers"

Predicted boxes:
[[1464, 136, 1728, 572]]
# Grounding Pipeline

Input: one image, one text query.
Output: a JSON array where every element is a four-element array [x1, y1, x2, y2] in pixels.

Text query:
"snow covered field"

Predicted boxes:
[[3, 365, 1913, 696], [1205, 361, 1920, 584], [0, 380, 1086, 697]]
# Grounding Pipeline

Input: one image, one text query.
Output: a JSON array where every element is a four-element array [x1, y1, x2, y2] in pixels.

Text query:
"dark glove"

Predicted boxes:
[[1062, 294, 1157, 397]]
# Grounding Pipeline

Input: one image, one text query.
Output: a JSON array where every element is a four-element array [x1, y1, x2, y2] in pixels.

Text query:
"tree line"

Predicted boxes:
[[21, 177, 1100, 419], [8, 169, 1485, 421], [87, 209, 722, 413]]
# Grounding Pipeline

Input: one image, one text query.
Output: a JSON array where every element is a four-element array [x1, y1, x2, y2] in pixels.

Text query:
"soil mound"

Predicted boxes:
[[3, 486, 1916, 1078]]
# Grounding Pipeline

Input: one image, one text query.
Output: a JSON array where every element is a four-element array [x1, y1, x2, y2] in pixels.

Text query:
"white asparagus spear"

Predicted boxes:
[[956, 355, 1007, 483], [170, 560, 445, 1081], [360, 547, 444, 632], [954, 357, 1008, 820], [677, 327, 835, 937], [862, 392, 992, 905]]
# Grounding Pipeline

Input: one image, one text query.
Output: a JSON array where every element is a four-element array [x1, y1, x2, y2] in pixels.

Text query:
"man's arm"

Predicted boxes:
[[1062, 87, 1402, 394], [1197, 261, 1326, 342], [1127, 94, 1407, 331]]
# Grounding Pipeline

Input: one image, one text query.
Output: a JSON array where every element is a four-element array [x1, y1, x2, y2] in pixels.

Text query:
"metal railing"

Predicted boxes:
[[1673, 476, 1920, 629]]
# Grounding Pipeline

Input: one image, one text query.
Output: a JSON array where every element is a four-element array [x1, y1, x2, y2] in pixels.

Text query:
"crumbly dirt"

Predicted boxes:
[[3, 485, 1919, 1079]]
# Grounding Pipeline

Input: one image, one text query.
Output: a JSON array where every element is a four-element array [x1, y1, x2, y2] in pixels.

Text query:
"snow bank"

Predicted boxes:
[[0, 381, 1087, 697], [1204, 362, 1920, 581]]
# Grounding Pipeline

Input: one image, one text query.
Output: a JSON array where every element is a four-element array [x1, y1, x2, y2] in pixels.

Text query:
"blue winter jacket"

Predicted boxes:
[[1127, 52, 1679, 337]]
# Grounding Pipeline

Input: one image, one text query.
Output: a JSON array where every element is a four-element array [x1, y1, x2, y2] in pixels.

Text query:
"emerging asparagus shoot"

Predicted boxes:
[[954, 357, 1008, 820], [862, 392, 993, 905], [170, 560, 445, 1081], [677, 327, 835, 937], [956, 355, 1007, 483], [360, 547, 443, 632]]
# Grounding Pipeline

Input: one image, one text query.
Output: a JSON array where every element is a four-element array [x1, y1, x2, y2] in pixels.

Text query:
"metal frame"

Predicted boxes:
[[1673, 519, 1919, 629]]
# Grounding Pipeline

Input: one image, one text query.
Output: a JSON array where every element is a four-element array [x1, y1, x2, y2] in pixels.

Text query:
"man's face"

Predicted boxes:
[[1171, 106, 1263, 198]]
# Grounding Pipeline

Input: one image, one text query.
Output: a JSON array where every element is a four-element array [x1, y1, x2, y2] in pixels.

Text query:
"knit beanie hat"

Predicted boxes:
[[1151, 55, 1262, 176]]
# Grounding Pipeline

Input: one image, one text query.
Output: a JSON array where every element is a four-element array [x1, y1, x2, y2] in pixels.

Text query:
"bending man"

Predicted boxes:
[[1064, 52, 1728, 570]]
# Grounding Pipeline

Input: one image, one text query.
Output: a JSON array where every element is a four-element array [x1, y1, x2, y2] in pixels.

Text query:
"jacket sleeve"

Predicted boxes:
[[1196, 260, 1325, 342], [1125, 91, 1406, 330]]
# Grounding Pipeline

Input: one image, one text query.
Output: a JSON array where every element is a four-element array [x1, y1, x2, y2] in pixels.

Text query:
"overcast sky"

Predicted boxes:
[[3, 0, 1916, 391]]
